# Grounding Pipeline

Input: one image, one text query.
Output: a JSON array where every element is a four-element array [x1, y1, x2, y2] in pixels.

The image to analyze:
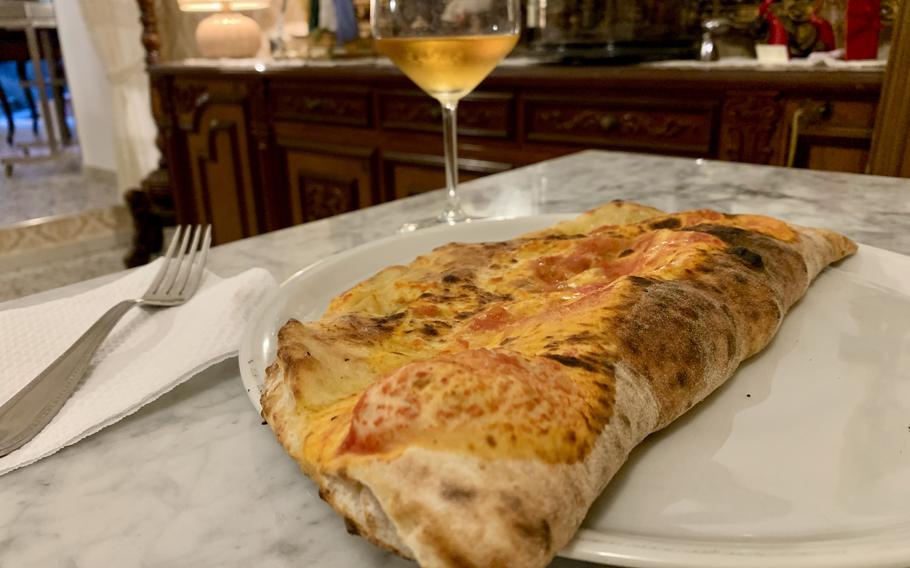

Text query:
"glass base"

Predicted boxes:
[[398, 210, 484, 233]]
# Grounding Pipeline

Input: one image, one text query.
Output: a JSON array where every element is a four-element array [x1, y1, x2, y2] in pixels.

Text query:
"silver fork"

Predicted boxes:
[[0, 225, 212, 458]]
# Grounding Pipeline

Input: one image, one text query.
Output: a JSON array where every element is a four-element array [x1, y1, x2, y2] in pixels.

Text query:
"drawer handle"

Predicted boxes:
[[786, 101, 831, 167], [304, 99, 324, 111], [209, 118, 235, 131], [599, 114, 618, 132]]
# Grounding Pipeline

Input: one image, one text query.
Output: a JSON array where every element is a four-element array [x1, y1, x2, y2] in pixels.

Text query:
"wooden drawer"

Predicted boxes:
[[524, 95, 718, 155], [782, 98, 878, 173], [271, 85, 371, 127], [378, 90, 514, 139]]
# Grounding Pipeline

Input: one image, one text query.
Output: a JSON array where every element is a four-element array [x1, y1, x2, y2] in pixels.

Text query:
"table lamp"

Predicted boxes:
[[178, 0, 270, 58]]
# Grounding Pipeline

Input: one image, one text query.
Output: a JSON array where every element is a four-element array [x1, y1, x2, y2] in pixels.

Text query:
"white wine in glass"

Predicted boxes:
[[372, 0, 520, 232]]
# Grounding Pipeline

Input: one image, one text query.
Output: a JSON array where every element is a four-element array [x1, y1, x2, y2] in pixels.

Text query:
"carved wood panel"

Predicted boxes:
[[719, 92, 785, 164], [378, 91, 514, 138], [283, 146, 377, 223], [184, 104, 259, 244], [524, 96, 716, 155], [272, 87, 371, 127]]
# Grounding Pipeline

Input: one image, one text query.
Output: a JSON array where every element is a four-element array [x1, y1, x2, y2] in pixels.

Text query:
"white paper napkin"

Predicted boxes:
[[0, 260, 276, 476]]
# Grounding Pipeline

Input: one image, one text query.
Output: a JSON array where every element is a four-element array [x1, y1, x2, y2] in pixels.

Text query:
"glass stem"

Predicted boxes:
[[440, 101, 465, 222]]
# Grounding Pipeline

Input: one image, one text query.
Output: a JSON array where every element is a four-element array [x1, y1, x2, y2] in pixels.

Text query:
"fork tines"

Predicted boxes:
[[144, 225, 212, 301]]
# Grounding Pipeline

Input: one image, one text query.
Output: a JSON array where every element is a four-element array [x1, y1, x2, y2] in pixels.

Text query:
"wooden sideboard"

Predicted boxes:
[[141, 62, 882, 251]]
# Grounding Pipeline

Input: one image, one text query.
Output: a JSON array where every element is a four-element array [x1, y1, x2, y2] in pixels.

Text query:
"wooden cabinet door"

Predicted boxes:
[[183, 102, 260, 245], [282, 143, 378, 223], [381, 151, 512, 200], [171, 79, 262, 245]]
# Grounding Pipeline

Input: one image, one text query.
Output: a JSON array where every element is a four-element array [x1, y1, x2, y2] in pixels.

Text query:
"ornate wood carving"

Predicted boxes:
[[127, 0, 172, 267], [380, 94, 512, 138], [136, 0, 160, 66], [535, 109, 701, 140], [300, 177, 359, 221], [273, 90, 370, 126], [526, 101, 714, 153], [282, 146, 376, 224], [719, 92, 784, 164]]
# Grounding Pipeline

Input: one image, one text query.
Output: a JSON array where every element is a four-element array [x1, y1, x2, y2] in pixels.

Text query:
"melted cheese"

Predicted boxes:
[[275, 202, 802, 470]]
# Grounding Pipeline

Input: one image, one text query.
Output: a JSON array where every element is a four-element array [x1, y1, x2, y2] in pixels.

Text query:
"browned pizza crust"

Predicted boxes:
[[261, 202, 856, 568]]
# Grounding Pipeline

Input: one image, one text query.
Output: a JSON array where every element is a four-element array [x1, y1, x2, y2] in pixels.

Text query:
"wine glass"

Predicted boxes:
[[372, 0, 520, 232]]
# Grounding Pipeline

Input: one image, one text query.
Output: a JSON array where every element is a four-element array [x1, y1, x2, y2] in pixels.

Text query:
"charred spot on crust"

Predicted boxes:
[[678, 305, 698, 320], [344, 517, 361, 536], [542, 233, 580, 241], [442, 273, 460, 283], [628, 275, 655, 287], [424, 527, 477, 568], [420, 324, 439, 336], [513, 519, 553, 553], [485, 435, 497, 448], [566, 331, 596, 343], [728, 246, 765, 269], [374, 312, 406, 331], [413, 374, 432, 389], [675, 370, 689, 387], [650, 217, 681, 229], [683, 223, 771, 251], [441, 483, 477, 502], [618, 248, 634, 258], [543, 353, 597, 373]]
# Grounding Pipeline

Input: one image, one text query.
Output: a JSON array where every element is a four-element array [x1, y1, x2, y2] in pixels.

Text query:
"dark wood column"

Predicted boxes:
[[125, 0, 175, 267]]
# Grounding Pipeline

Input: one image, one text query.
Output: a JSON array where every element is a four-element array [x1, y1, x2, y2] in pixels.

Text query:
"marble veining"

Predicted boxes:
[[1, 151, 909, 568]]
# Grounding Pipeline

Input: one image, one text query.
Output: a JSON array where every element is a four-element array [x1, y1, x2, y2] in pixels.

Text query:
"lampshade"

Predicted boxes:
[[179, 0, 268, 58], [178, 0, 269, 12]]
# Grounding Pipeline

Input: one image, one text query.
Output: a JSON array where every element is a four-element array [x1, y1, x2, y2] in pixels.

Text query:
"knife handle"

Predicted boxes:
[[0, 299, 139, 458]]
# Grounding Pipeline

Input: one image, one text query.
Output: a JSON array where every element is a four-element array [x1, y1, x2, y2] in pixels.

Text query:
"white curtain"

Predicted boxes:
[[76, 0, 159, 193]]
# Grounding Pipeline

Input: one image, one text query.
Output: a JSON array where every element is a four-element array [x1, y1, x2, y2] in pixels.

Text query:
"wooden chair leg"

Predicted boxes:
[[16, 61, 38, 135], [53, 60, 70, 145], [0, 84, 13, 146]]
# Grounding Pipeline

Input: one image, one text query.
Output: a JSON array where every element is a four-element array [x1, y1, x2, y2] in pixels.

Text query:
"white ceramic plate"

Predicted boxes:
[[238, 216, 910, 568]]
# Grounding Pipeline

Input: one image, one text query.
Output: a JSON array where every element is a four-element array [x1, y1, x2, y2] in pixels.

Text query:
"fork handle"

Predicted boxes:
[[0, 300, 139, 458]]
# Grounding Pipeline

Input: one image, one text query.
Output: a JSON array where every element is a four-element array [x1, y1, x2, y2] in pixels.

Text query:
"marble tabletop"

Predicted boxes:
[[2, 150, 909, 568]]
